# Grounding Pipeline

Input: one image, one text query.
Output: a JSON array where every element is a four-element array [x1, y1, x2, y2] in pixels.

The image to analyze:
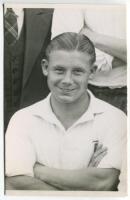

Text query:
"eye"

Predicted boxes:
[[73, 68, 84, 75], [54, 67, 64, 74]]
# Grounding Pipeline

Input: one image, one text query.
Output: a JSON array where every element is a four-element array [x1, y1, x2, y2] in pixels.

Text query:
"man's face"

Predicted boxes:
[[43, 50, 93, 104]]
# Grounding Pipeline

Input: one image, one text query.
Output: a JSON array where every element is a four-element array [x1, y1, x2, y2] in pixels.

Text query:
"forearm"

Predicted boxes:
[[5, 175, 59, 190], [81, 28, 127, 62], [34, 165, 120, 191]]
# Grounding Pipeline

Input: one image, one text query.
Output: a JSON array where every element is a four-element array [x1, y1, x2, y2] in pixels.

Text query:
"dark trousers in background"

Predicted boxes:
[[88, 84, 127, 114]]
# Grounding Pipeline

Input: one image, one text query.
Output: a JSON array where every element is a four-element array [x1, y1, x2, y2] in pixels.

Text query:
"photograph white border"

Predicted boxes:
[[0, 0, 129, 199]]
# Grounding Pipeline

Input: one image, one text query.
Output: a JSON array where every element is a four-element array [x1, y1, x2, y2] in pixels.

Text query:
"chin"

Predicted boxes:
[[58, 96, 75, 104], [60, 96, 82, 104]]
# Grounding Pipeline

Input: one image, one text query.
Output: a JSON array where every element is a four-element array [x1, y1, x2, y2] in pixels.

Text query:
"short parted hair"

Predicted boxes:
[[45, 32, 96, 64]]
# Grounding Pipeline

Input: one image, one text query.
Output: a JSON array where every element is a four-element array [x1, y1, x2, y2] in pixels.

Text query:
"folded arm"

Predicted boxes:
[[5, 175, 59, 190], [34, 164, 120, 191], [80, 26, 127, 63]]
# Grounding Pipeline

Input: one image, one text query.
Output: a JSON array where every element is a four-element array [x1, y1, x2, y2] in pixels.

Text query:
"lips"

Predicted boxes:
[[59, 87, 76, 92]]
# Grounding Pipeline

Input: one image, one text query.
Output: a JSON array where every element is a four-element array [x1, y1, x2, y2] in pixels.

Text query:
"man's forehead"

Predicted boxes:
[[48, 50, 92, 62]]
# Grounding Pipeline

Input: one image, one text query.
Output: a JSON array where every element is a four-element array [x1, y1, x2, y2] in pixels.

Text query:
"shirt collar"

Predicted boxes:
[[74, 90, 106, 126], [32, 90, 107, 127], [4, 7, 23, 17], [31, 93, 62, 126]]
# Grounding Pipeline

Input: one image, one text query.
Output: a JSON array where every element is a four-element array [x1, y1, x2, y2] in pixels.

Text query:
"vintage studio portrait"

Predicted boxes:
[[4, 4, 127, 195]]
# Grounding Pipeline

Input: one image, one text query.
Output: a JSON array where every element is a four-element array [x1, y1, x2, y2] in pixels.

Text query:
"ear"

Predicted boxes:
[[89, 64, 97, 80], [41, 59, 49, 76]]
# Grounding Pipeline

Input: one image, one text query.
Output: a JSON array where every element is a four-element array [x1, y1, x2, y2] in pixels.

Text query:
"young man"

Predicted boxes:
[[5, 33, 126, 191]]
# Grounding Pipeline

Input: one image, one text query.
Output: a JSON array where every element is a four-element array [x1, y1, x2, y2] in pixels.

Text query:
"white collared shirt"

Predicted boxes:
[[4, 7, 24, 38], [6, 90, 126, 190]]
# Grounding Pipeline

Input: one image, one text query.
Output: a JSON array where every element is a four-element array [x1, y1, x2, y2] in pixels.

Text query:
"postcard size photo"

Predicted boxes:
[[3, 3, 127, 197]]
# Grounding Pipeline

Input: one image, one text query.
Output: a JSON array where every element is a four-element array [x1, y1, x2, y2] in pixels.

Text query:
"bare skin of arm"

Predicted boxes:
[[34, 165, 119, 191], [34, 143, 120, 191], [80, 26, 127, 63], [5, 175, 59, 190], [5, 143, 119, 191]]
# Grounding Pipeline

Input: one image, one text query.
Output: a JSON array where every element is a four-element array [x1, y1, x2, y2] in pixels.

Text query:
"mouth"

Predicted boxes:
[[58, 87, 77, 94]]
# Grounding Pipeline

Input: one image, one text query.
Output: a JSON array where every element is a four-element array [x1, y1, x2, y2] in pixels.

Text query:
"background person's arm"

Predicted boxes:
[[6, 175, 59, 190], [80, 26, 127, 63], [34, 164, 120, 191]]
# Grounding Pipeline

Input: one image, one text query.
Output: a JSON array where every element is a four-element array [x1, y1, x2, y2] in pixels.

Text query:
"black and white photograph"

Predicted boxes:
[[1, 2, 128, 197]]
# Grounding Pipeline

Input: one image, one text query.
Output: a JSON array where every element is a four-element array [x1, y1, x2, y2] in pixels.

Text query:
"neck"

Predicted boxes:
[[50, 92, 90, 130]]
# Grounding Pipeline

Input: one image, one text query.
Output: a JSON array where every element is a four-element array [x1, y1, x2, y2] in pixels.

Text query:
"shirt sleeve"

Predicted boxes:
[[5, 111, 36, 177], [98, 110, 127, 170], [51, 8, 84, 39], [97, 110, 127, 191]]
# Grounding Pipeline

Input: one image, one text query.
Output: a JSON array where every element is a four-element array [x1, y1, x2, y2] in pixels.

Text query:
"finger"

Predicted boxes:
[[88, 148, 107, 167], [94, 143, 107, 152], [90, 151, 107, 167], [95, 143, 103, 151], [94, 147, 108, 158], [94, 142, 103, 152], [94, 151, 108, 167], [94, 148, 108, 159], [88, 159, 95, 167]]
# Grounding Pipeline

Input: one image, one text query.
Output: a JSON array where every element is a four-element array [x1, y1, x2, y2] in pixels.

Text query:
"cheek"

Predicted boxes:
[[47, 72, 62, 86], [75, 76, 89, 87]]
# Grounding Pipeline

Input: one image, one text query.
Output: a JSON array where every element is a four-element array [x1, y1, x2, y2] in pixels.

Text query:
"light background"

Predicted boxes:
[[0, 0, 129, 199]]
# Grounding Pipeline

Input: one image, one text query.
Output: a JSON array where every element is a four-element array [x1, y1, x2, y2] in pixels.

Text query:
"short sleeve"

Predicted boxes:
[[5, 111, 36, 177], [51, 8, 84, 39]]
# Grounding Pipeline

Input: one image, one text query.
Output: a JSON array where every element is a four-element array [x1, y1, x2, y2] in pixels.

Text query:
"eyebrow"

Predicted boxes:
[[53, 66, 65, 70], [72, 66, 89, 72], [52, 65, 90, 72]]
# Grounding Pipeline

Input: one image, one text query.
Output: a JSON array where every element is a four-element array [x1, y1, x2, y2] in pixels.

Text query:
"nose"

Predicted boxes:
[[61, 71, 73, 85]]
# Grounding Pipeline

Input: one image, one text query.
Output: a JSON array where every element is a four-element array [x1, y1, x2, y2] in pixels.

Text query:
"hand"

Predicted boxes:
[[95, 57, 112, 73], [88, 142, 108, 167]]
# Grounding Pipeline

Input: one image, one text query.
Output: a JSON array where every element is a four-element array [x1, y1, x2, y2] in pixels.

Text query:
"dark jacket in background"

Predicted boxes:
[[4, 8, 54, 130]]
